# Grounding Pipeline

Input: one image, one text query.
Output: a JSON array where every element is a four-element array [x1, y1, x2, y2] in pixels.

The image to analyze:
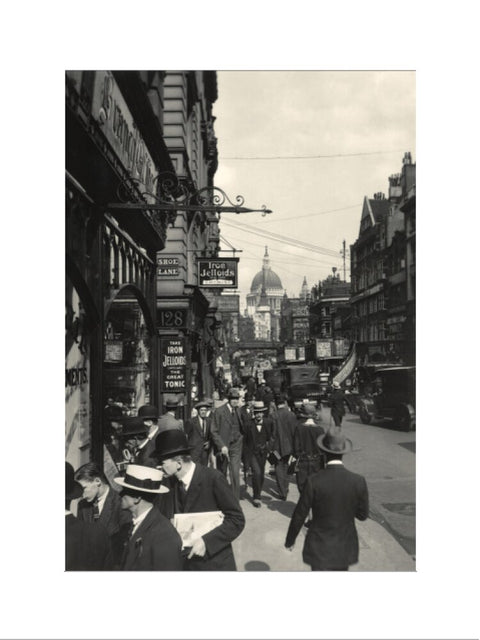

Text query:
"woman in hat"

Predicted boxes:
[[243, 401, 275, 507], [285, 428, 369, 571], [114, 464, 183, 571]]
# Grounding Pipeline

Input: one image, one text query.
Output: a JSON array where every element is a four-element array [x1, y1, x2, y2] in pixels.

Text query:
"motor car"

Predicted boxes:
[[357, 366, 416, 431]]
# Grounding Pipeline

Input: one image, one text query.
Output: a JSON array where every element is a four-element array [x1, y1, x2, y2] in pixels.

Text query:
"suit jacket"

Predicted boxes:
[[157, 412, 184, 433], [169, 464, 245, 571], [243, 416, 275, 455], [65, 513, 113, 571], [330, 389, 346, 416], [185, 415, 212, 464], [272, 407, 297, 457], [121, 507, 184, 571], [210, 402, 244, 452], [77, 487, 132, 567], [285, 464, 369, 569]]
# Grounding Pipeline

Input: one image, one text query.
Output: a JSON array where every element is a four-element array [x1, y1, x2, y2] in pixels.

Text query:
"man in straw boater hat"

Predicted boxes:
[[242, 401, 275, 507], [65, 462, 112, 571], [210, 388, 245, 500], [150, 429, 245, 571], [184, 398, 213, 466], [285, 427, 369, 571], [114, 464, 184, 571]]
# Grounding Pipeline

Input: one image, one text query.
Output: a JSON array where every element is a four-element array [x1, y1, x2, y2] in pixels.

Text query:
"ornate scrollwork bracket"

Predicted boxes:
[[108, 171, 272, 217]]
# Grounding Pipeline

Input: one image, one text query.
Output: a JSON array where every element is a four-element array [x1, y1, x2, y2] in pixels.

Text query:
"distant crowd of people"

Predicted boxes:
[[66, 378, 368, 572]]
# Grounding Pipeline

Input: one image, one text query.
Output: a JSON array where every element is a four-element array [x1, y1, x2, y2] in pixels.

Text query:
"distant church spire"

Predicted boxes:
[[263, 245, 270, 270], [300, 276, 309, 300]]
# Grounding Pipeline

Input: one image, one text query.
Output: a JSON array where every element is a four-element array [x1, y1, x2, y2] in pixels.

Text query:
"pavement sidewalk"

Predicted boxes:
[[232, 473, 415, 572]]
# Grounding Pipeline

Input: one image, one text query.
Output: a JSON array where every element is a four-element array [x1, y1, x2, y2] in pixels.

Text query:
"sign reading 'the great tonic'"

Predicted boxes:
[[160, 338, 187, 392], [197, 258, 239, 288]]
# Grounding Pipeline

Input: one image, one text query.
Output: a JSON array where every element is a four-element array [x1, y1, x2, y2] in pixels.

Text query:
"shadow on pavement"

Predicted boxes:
[[244, 560, 270, 571], [266, 499, 296, 518]]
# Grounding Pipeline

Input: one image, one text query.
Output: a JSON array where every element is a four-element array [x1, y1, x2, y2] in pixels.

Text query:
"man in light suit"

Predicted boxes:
[[157, 398, 184, 433], [210, 388, 244, 499], [75, 461, 132, 568], [285, 427, 369, 571], [151, 430, 245, 571], [185, 399, 212, 466], [114, 464, 183, 571]]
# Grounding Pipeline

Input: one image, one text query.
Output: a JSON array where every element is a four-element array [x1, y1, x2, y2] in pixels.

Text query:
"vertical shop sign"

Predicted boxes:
[[160, 337, 187, 392]]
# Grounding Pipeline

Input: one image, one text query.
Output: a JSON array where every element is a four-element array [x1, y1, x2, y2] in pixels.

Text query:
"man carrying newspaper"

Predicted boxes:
[[150, 429, 245, 571]]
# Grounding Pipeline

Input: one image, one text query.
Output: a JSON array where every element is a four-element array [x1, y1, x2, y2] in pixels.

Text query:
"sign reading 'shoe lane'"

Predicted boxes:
[[160, 338, 186, 392], [197, 258, 239, 288]]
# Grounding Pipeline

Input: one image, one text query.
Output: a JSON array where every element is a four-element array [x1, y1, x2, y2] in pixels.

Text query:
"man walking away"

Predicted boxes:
[[271, 393, 297, 501], [157, 398, 184, 433], [330, 381, 346, 426], [285, 427, 369, 571]]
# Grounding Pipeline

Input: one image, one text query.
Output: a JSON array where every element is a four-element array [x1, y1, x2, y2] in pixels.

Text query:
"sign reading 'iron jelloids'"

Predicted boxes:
[[197, 258, 239, 288], [160, 338, 187, 392]]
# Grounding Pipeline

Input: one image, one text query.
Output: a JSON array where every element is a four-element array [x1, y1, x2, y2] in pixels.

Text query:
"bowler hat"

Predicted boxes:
[[275, 393, 287, 405], [114, 464, 169, 494], [165, 398, 180, 409], [66, 462, 83, 500], [137, 404, 158, 421], [119, 417, 149, 437], [150, 429, 193, 462], [228, 388, 240, 399], [317, 427, 353, 455], [252, 401, 267, 413], [297, 403, 317, 418], [104, 405, 124, 421]]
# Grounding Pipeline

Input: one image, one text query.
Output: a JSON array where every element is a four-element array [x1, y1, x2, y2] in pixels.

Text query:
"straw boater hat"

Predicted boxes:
[[114, 464, 169, 494], [317, 427, 353, 455], [332, 381, 341, 389], [150, 430, 193, 462], [66, 462, 83, 501], [252, 401, 268, 413]]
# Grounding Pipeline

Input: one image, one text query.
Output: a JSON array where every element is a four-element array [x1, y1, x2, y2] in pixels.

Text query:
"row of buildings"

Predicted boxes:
[[66, 70, 232, 469], [221, 152, 416, 380]]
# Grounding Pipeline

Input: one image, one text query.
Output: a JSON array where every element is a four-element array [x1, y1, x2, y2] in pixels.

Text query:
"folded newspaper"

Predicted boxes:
[[173, 511, 224, 548]]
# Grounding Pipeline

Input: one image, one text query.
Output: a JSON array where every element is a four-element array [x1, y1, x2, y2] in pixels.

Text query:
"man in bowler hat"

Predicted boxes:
[[114, 464, 183, 571], [65, 462, 112, 571], [157, 397, 184, 432], [285, 427, 369, 571], [242, 401, 275, 507], [210, 388, 244, 499], [151, 429, 245, 571]]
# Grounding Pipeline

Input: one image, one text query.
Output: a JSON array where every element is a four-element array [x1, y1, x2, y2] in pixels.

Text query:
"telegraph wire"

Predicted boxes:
[[260, 204, 361, 223], [220, 149, 404, 160]]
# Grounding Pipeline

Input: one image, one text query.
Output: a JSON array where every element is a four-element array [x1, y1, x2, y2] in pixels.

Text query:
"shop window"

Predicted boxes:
[[103, 290, 151, 418]]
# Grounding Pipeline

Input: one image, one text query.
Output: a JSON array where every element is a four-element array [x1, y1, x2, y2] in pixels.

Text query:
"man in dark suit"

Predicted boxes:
[[114, 464, 183, 571], [133, 404, 161, 467], [184, 399, 212, 466], [243, 401, 275, 507], [330, 381, 346, 426], [75, 461, 131, 568], [151, 430, 245, 571], [65, 462, 112, 571], [210, 388, 244, 500], [271, 393, 297, 500], [285, 427, 369, 571]]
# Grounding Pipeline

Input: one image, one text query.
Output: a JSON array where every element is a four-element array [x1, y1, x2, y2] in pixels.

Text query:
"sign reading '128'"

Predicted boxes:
[[197, 258, 239, 288]]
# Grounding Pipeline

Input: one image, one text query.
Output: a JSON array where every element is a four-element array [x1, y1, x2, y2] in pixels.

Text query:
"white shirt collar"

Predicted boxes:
[[180, 462, 196, 491], [131, 505, 153, 535], [326, 460, 344, 466], [96, 486, 109, 514]]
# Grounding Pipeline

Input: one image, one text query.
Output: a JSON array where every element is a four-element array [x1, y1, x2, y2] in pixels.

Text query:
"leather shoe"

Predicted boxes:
[[253, 499, 261, 508]]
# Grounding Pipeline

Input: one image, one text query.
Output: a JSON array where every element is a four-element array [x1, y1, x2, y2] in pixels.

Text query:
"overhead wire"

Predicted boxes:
[[220, 149, 405, 160]]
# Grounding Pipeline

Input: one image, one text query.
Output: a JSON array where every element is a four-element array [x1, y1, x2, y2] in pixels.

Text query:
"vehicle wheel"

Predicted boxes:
[[359, 407, 372, 424], [396, 406, 413, 431]]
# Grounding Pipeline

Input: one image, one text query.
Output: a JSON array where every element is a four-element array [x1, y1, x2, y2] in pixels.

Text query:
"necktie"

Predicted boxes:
[[200, 418, 205, 437], [178, 482, 187, 510], [93, 501, 100, 520]]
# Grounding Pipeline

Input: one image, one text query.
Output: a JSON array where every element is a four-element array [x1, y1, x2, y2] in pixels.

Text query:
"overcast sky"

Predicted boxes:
[[213, 71, 416, 309]]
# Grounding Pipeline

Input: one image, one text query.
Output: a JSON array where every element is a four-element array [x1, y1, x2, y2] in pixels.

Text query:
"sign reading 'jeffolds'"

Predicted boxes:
[[197, 258, 239, 288], [160, 338, 186, 392]]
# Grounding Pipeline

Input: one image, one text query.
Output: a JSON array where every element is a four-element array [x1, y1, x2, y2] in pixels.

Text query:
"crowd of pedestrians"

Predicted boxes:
[[66, 377, 368, 572]]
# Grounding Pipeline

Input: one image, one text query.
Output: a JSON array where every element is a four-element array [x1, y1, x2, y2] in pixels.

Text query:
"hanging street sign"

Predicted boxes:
[[197, 258, 239, 288]]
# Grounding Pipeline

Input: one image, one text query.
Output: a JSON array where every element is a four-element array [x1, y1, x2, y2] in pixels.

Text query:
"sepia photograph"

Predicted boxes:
[[65, 69, 416, 574]]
